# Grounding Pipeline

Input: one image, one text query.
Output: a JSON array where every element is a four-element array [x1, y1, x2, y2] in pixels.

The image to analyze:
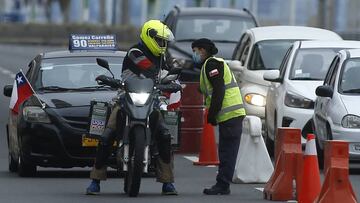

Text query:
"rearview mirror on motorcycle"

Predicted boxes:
[[96, 58, 115, 78]]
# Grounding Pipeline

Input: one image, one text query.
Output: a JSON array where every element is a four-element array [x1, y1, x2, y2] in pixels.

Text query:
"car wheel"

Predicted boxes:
[[315, 136, 324, 170], [17, 152, 36, 177], [8, 151, 18, 172], [265, 112, 275, 157], [17, 137, 36, 177]]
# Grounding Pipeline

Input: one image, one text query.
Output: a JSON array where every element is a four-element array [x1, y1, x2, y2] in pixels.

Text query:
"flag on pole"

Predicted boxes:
[[167, 80, 182, 110], [9, 71, 34, 114]]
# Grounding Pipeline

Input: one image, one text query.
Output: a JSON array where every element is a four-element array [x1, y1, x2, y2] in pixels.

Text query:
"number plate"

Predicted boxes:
[[82, 135, 118, 147], [82, 135, 99, 147], [89, 102, 109, 136]]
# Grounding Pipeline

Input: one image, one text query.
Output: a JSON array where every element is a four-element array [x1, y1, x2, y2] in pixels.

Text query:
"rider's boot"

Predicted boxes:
[[86, 179, 100, 195], [162, 183, 178, 195]]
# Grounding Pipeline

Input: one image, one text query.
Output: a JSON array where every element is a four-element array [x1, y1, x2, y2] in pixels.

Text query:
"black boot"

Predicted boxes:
[[203, 184, 230, 195]]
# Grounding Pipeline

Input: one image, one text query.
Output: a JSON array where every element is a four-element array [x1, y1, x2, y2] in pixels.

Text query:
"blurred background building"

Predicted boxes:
[[0, 0, 358, 32]]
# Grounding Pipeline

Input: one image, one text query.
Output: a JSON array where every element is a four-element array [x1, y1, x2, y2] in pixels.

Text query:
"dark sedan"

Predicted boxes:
[[3, 50, 125, 176]]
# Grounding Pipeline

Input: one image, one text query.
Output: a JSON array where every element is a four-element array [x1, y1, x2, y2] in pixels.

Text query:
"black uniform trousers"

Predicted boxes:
[[216, 116, 244, 188]]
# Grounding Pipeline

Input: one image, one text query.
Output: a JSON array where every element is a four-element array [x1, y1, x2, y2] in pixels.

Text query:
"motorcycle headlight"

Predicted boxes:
[[284, 91, 314, 109], [129, 92, 150, 105], [342, 115, 360, 128], [23, 106, 51, 123], [244, 93, 266, 107]]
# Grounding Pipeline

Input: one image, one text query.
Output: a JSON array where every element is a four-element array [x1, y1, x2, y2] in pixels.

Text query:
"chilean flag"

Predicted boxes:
[[9, 71, 34, 114], [167, 80, 182, 111]]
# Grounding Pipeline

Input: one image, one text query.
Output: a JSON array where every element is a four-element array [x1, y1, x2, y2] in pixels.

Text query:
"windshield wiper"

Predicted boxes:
[[343, 88, 360, 93], [77, 85, 113, 90], [176, 39, 197, 42], [291, 77, 322, 81], [213, 40, 238, 43], [38, 86, 76, 91]]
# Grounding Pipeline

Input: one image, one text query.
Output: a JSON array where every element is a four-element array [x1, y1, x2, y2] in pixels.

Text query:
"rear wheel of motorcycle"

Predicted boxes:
[[124, 126, 145, 197]]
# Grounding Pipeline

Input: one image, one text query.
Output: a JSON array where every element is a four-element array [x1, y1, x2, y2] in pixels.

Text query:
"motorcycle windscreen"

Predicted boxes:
[[125, 78, 154, 93]]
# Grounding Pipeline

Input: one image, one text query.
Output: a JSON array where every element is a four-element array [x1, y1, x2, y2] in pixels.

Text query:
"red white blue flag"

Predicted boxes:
[[9, 71, 34, 113]]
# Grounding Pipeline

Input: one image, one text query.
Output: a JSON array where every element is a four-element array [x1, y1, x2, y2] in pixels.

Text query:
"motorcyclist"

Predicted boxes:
[[86, 20, 178, 195]]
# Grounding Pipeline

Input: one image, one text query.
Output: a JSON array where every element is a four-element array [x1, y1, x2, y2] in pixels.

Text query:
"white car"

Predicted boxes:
[[314, 49, 360, 165], [263, 40, 360, 155], [228, 26, 342, 133]]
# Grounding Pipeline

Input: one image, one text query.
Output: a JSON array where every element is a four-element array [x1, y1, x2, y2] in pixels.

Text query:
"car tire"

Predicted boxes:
[[17, 152, 36, 177], [17, 137, 36, 177], [8, 151, 18, 172], [265, 111, 275, 157], [316, 137, 324, 170]]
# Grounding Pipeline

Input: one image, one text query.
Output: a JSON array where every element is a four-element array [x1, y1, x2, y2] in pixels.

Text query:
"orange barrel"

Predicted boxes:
[[179, 82, 204, 153]]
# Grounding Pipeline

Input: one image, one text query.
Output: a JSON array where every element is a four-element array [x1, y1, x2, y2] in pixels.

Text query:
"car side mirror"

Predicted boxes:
[[3, 84, 13, 97], [316, 85, 333, 98], [263, 70, 281, 83], [227, 60, 244, 72]]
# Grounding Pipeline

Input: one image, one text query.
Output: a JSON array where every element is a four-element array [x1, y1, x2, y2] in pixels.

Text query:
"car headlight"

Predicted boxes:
[[129, 92, 150, 105], [284, 91, 313, 109], [244, 93, 266, 107], [23, 106, 51, 123], [342, 115, 360, 128]]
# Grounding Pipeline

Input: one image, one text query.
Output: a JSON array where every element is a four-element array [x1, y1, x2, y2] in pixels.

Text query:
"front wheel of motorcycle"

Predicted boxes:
[[124, 126, 145, 197]]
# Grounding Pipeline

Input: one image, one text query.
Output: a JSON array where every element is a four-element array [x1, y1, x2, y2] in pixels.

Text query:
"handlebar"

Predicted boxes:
[[96, 75, 122, 88]]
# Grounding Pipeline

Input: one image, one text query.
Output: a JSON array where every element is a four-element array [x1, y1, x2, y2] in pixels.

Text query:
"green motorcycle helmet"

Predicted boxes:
[[140, 20, 174, 56]]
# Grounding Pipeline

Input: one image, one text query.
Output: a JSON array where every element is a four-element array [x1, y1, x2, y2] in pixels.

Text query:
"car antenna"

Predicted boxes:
[[158, 15, 166, 84]]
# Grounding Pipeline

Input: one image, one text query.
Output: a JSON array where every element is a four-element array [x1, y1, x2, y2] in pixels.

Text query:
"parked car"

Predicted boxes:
[[313, 49, 360, 166], [263, 40, 360, 155], [164, 6, 258, 80], [228, 26, 342, 134], [3, 35, 125, 176]]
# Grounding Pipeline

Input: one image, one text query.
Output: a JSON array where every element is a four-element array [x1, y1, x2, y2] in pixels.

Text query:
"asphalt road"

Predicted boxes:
[[0, 44, 359, 203]]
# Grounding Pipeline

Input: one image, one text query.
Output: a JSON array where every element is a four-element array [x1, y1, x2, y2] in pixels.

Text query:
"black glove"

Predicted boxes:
[[207, 114, 217, 126]]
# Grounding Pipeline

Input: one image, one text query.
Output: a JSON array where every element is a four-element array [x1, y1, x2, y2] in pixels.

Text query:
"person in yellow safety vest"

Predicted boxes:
[[192, 38, 246, 195]]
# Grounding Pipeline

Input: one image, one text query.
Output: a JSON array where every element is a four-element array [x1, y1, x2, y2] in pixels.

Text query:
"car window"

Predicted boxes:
[[323, 56, 339, 85], [279, 46, 293, 79], [233, 34, 247, 60], [248, 40, 295, 70], [174, 15, 255, 42], [34, 56, 123, 89], [289, 48, 340, 80], [329, 58, 340, 88], [339, 58, 360, 94]]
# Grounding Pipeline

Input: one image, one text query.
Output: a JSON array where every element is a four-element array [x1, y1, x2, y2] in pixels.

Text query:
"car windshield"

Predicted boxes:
[[340, 58, 360, 94], [290, 48, 340, 80], [248, 40, 295, 70], [175, 15, 255, 42], [35, 56, 123, 90]]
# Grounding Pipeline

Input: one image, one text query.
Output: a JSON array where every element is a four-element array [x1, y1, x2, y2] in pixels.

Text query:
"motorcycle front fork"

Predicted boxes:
[[122, 116, 151, 173]]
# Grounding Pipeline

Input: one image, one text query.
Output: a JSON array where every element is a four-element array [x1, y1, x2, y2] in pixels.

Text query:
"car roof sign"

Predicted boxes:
[[69, 34, 118, 51]]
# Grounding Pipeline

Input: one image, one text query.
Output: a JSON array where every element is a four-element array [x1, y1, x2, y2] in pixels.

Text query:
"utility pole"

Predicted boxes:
[[289, 0, 296, 25], [121, 0, 129, 26], [318, 0, 326, 28], [99, 0, 106, 24]]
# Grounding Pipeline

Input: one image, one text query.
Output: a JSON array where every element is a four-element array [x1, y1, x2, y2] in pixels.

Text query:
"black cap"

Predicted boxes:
[[191, 38, 218, 55]]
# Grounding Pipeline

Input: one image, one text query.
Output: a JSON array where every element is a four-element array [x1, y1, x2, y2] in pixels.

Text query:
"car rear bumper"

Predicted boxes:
[[332, 126, 360, 160]]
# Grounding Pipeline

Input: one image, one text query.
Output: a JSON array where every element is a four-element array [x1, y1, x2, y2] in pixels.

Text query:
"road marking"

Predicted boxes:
[[183, 156, 217, 168], [0, 66, 16, 78], [256, 188, 297, 202]]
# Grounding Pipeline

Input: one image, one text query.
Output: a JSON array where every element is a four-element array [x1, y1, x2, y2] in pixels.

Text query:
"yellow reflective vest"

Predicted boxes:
[[199, 57, 246, 123]]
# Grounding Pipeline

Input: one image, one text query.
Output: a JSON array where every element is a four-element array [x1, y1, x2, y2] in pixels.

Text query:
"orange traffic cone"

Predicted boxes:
[[298, 134, 321, 203], [193, 109, 219, 165]]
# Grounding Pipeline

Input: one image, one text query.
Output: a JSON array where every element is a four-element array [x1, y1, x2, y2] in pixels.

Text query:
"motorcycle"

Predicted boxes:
[[94, 58, 182, 197]]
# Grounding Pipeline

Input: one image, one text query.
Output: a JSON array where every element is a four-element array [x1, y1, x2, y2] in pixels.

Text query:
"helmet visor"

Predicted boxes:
[[154, 36, 168, 48]]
